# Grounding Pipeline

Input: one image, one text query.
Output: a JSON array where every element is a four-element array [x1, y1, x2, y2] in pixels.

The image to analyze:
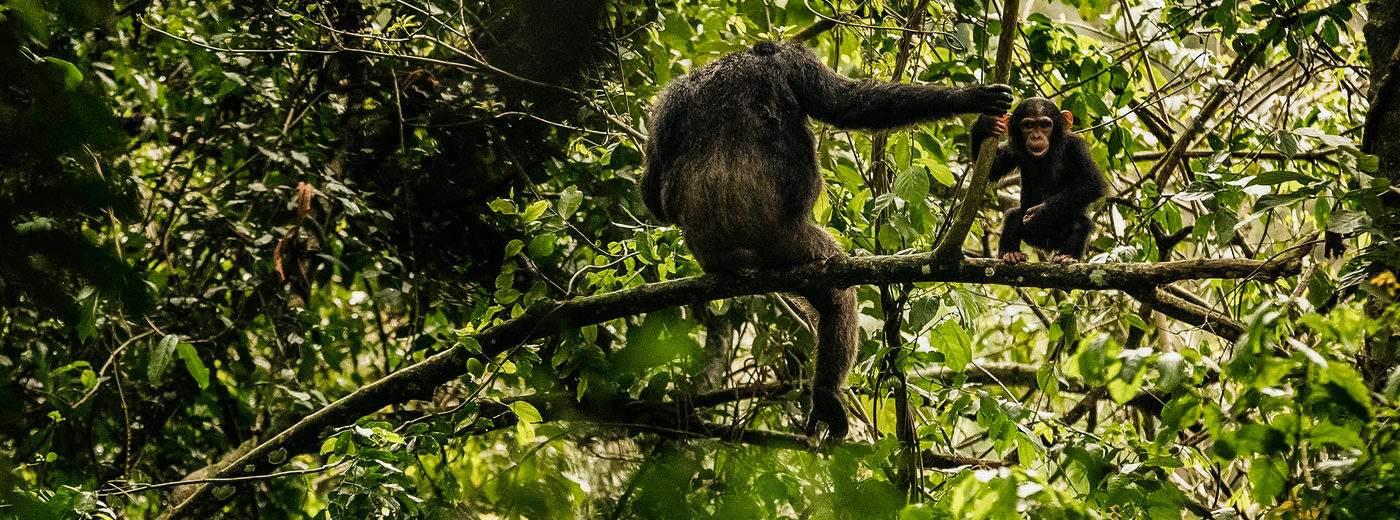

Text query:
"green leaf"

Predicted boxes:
[[1384, 368, 1400, 403], [504, 239, 525, 258], [1249, 458, 1284, 505], [1155, 352, 1185, 391], [319, 436, 339, 455], [812, 188, 832, 225], [557, 186, 583, 218], [148, 334, 179, 385], [488, 199, 516, 214], [43, 56, 83, 90], [176, 342, 210, 389], [1077, 335, 1109, 385], [1292, 127, 1353, 148], [1036, 363, 1059, 401], [918, 158, 956, 187], [893, 167, 930, 203], [1110, 348, 1149, 404], [1246, 170, 1311, 186], [1323, 363, 1373, 420], [521, 200, 550, 223], [510, 401, 542, 423], [528, 233, 557, 258], [212, 485, 235, 500], [77, 288, 98, 342], [1357, 154, 1380, 173], [933, 320, 972, 372]]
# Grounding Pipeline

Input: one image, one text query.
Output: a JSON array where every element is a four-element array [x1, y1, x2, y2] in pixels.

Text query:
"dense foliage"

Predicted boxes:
[[3, 0, 1399, 518]]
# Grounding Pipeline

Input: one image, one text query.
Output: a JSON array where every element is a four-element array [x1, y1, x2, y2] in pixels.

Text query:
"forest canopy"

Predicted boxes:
[[3, 0, 1400, 518]]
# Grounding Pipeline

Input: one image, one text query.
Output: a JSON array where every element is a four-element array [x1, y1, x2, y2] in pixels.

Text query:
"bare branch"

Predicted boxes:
[[1126, 287, 1246, 339], [1131, 149, 1339, 163]]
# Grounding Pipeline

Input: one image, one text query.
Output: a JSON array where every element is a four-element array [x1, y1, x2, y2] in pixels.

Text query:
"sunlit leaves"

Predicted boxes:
[[1108, 347, 1150, 404], [1155, 352, 1186, 392], [556, 186, 583, 218], [894, 166, 930, 203], [42, 57, 84, 91], [147, 334, 179, 385], [520, 200, 550, 223], [527, 233, 557, 258], [932, 320, 973, 372], [176, 342, 209, 390], [616, 309, 701, 374], [7, 0, 1396, 518]]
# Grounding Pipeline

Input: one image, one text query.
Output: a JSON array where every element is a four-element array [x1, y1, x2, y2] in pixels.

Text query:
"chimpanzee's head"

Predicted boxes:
[[1009, 97, 1073, 159]]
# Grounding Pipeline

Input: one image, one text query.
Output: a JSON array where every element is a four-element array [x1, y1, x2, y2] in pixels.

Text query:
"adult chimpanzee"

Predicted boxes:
[[972, 97, 1108, 264], [641, 41, 1012, 439]]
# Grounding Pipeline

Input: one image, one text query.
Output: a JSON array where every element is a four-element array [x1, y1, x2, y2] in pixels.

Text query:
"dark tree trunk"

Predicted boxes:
[[1362, 1, 1400, 389], [1366, 1, 1400, 177]]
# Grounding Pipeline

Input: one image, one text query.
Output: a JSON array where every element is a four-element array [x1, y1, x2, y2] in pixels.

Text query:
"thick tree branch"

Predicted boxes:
[[931, 0, 1020, 261], [1126, 287, 1246, 339], [160, 254, 1296, 517], [1131, 149, 1338, 163]]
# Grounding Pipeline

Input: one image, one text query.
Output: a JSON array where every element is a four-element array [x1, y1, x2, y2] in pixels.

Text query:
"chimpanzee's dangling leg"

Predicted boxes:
[[801, 285, 856, 439], [1052, 215, 1093, 262], [757, 222, 857, 440]]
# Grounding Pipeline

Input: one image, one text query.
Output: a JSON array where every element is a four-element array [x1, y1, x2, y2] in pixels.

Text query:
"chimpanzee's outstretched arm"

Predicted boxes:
[[778, 43, 1012, 130]]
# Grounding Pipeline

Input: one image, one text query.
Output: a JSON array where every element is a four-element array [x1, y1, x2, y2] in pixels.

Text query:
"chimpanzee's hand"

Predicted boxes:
[[1022, 203, 1046, 228], [966, 83, 1013, 115], [974, 113, 1011, 137], [1001, 251, 1028, 264]]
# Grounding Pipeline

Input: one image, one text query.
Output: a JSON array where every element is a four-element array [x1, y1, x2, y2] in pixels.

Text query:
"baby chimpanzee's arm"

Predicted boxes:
[[970, 114, 1018, 183]]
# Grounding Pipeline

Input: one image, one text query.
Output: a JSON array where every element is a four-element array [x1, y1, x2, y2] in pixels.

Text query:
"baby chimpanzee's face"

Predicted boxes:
[[1020, 116, 1056, 157], [1010, 97, 1066, 159]]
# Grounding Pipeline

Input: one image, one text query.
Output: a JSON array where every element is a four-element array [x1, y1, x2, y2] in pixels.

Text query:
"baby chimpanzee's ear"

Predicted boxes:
[[1060, 110, 1074, 129]]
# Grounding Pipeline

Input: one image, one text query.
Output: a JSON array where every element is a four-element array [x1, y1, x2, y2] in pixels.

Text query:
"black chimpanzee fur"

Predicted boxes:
[[972, 97, 1108, 263], [642, 41, 1012, 439]]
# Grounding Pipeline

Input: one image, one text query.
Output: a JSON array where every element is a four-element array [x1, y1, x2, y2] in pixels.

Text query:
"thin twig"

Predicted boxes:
[[101, 461, 348, 495]]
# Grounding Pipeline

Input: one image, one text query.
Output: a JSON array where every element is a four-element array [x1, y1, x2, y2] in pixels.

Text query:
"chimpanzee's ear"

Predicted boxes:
[[1060, 110, 1075, 129]]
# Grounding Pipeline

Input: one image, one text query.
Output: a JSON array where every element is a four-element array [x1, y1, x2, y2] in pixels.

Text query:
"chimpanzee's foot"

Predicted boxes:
[[804, 387, 849, 441], [1051, 253, 1077, 264], [1000, 251, 1029, 264]]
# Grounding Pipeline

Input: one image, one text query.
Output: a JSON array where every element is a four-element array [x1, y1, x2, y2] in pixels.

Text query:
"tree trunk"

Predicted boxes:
[[1366, 1, 1400, 176], [1362, 0, 1400, 389]]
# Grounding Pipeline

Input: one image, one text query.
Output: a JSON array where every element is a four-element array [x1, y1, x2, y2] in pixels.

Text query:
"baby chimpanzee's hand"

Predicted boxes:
[[974, 113, 1011, 139], [1022, 203, 1046, 227]]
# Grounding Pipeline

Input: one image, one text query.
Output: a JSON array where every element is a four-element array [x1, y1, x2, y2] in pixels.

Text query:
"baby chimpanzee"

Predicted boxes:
[[972, 97, 1108, 263]]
